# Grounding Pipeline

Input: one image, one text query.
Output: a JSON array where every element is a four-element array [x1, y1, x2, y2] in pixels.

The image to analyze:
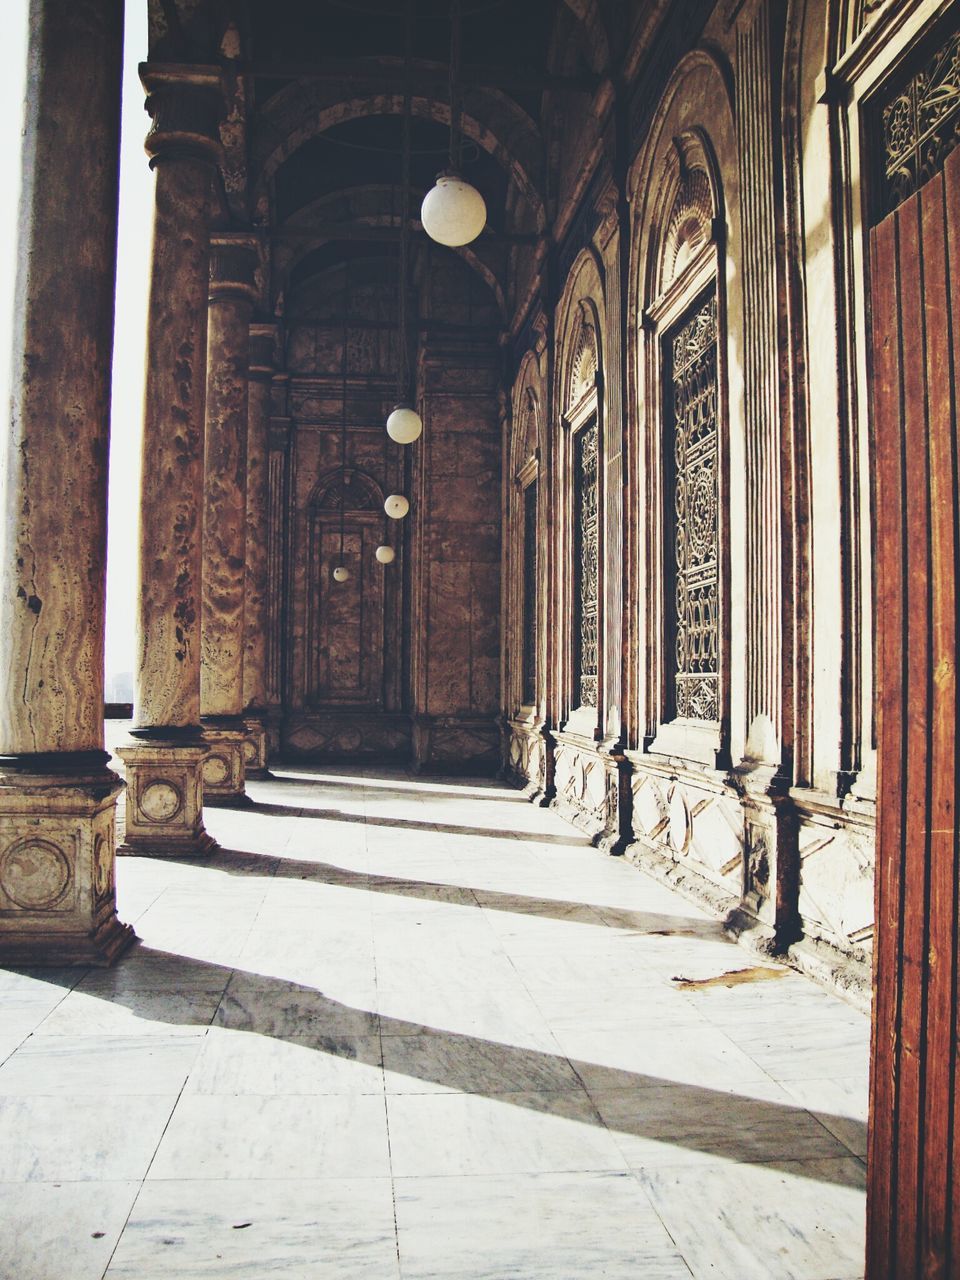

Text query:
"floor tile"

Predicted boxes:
[[148, 1094, 391, 1180], [638, 1157, 867, 1280], [185, 1027, 384, 1095], [214, 972, 380, 1038], [394, 1171, 691, 1279], [0, 1180, 140, 1280], [104, 1177, 400, 1279], [0, 1033, 205, 1096], [386, 1090, 628, 1177], [0, 1095, 176, 1181]]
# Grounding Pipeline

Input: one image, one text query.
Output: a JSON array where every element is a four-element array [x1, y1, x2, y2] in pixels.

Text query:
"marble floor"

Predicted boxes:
[[0, 764, 870, 1280]]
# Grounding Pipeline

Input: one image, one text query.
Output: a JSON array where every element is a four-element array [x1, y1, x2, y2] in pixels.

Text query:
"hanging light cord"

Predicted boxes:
[[448, 0, 462, 175], [339, 260, 349, 562], [397, 0, 414, 404]]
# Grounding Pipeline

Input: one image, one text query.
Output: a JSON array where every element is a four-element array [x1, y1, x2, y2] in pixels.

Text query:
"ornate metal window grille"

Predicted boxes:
[[876, 28, 960, 221], [521, 480, 538, 706], [573, 421, 599, 709], [665, 292, 720, 723]]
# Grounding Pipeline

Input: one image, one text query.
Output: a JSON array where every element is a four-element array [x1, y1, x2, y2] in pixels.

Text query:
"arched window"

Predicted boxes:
[[565, 303, 601, 716], [644, 135, 727, 764]]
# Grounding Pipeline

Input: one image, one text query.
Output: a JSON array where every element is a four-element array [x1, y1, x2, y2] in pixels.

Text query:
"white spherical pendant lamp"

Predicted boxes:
[[384, 494, 410, 520], [375, 545, 396, 564], [420, 173, 486, 247], [386, 403, 423, 444], [332, 565, 350, 583]]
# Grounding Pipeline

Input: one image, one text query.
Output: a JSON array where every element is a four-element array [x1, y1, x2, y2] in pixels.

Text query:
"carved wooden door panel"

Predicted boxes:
[[868, 143, 960, 1279], [309, 517, 385, 708]]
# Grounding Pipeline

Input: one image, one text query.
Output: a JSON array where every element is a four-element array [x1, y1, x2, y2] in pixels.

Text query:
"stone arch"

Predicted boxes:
[[310, 467, 384, 513], [625, 47, 742, 760], [510, 352, 542, 480], [555, 248, 605, 419], [252, 88, 546, 231]]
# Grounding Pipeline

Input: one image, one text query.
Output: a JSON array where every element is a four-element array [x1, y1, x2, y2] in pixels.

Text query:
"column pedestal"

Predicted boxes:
[[729, 759, 800, 951], [242, 717, 270, 779], [116, 739, 216, 857], [200, 720, 249, 806], [0, 756, 134, 964]]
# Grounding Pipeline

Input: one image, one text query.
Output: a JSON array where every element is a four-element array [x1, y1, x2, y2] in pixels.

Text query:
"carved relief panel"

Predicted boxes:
[[307, 468, 387, 708]]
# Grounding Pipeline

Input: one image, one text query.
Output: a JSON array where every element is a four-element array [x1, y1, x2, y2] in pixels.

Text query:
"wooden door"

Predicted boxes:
[[868, 144, 960, 1278]]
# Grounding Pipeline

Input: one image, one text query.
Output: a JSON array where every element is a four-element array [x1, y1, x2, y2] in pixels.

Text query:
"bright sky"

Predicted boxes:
[[0, 0, 152, 692]]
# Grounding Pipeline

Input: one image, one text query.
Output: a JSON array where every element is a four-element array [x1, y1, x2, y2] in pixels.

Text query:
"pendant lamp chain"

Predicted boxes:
[[339, 257, 349, 564], [385, 0, 424, 446], [447, 0, 463, 175], [397, 0, 413, 406]]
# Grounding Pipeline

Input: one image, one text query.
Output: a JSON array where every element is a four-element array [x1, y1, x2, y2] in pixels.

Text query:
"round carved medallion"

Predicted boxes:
[[687, 466, 717, 562], [202, 754, 230, 786], [0, 838, 71, 910], [242, 739, 257, 763], [93, 834, 110, 898], [140, 780, 183, 823]]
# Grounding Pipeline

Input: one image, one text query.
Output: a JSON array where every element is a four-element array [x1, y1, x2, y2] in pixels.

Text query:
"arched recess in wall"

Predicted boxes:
[[306, 467, 389, 709], [554, 251, 605, 735], [508, 356, 544, 722], [628, 50, 740, 769]]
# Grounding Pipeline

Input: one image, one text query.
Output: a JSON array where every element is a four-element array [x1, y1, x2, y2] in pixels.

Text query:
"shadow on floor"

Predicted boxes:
[[155, 845, 727, 939], [7, 943, 867, 1188], [265, 770, 531, 805], [243, 800, 591, 847]]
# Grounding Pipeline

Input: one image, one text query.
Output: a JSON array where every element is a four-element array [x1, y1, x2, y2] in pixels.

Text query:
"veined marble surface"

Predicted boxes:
[[0, 759, 869, 1279]]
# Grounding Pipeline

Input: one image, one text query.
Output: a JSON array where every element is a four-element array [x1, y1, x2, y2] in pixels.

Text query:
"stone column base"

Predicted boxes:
[[115, 741, 217, 858], [241, 716, 270, 779], [0, 756, 135, 966], [729, 759, 800, 950], [200, 722, 248, 806]]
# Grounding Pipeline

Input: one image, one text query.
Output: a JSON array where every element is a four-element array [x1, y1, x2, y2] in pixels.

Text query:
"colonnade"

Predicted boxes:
[[0, 0, 273, 960]]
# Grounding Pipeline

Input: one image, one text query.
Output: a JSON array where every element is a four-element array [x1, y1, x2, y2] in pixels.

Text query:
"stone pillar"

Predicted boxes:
[[117, 64, 222, 857], [199, 235, 258, 804], [0, 0, 133, 964], [241, 322, 277, 777], [730, 1, 798, 944]]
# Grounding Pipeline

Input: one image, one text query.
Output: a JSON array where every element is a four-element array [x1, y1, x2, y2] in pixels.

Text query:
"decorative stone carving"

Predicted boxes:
[[199, 728, 247, 805], [567, 311, 599, 409], [0, 765, 133, 964], [139, 780, 183, 823], [659, 166, 714, 294], [117, 743, 215, 858], [312, 467, 384, 512], [0, 838, 72, 911]]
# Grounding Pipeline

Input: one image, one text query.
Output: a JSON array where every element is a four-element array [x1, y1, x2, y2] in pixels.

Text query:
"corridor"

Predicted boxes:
[[1, 767, 869, 1279]]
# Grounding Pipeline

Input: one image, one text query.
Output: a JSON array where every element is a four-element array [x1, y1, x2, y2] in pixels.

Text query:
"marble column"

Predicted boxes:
[[241, 322, 278, 778], [200, 235, 259, 804], [0, 0, 134, 963], [117, 64, 223, 856]]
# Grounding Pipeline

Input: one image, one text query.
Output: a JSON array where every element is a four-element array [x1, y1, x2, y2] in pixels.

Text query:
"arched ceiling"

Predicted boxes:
[[146, 0, 618, 307]]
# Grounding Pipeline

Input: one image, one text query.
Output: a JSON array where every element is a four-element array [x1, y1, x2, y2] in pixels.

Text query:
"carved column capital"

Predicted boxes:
[[140, 63, 223, 168], [209, 233, 260, 304]]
